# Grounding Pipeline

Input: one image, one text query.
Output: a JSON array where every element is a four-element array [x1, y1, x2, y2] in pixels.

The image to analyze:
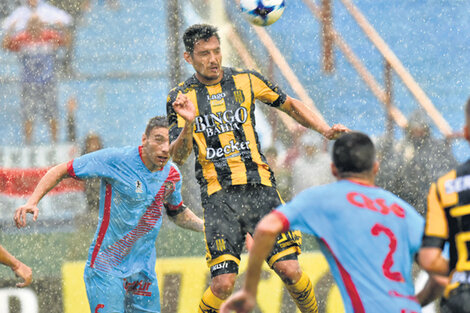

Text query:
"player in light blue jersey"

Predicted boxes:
[[221, 132, 425, 313], [14, 116, 204, 313]]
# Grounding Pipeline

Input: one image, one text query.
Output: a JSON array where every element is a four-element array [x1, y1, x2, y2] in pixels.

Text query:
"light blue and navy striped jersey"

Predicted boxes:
[[67, 146, 183, 278], [275, 180, 424, 313]]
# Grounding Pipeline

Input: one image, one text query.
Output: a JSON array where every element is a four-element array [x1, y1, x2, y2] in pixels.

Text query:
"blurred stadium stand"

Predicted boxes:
[[0, 0, 469, 155], [1, 0, 176, 147]]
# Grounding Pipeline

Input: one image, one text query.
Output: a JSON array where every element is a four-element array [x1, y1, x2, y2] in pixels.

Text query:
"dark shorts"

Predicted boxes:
[[441, 284, 470, 313], [21, 82, 58, 122], [202, 184, 302, 277]]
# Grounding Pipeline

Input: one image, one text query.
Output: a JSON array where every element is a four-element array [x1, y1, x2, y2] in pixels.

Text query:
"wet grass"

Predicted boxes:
[[0, 218, 318, 280]]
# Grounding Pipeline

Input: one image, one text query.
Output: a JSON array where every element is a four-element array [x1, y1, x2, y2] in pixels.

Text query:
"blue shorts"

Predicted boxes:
[[84, 266, 160, 313]]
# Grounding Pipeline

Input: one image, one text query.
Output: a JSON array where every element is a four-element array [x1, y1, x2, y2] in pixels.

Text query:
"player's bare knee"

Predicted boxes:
[[273, 260, 302, 284], [211, 273, 237, 299]]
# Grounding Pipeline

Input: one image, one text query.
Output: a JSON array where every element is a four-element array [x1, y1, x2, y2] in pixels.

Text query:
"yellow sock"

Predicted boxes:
[[285, 272, 318, 313], [198, 287, 224, 313]]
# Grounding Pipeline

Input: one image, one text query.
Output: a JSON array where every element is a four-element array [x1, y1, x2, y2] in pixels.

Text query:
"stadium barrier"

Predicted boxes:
[[62, 252, 345, 313], [0, 144, 86, 233]]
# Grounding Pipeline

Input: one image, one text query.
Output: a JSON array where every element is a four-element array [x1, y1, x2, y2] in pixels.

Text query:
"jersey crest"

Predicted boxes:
[[135, 180, 143, 193]]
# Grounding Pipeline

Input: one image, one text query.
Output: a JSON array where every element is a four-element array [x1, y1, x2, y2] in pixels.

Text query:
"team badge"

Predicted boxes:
[[135, 180, 143, 193], [233, 89, 245, 104]]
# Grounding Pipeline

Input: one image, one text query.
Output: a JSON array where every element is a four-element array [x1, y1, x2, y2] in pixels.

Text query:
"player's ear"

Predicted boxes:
[[141, 133, 147, 145], [372, 160, 379, 176], [331, 163, 339, 178], [183, 51, 192, 65], [464, 125, 470, 142]]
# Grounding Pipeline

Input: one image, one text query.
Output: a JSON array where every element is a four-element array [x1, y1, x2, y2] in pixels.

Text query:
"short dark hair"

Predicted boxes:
[[145, 116, 168, 136], [332, 132, 375, 176], [466, 97, 470, 122], [183, 24, 220, 54]]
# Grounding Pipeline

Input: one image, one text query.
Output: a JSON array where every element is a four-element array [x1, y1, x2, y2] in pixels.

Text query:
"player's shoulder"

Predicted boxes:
[[296, 182, 337, 203], [229, 67, 265, 78], [96, 146, 136, 161], [75, 146, 136, 171], [434, 161, 470, 195], [224, 67, 250, 75], [168, 75, 200, 96], [376, 187, 423, 220], [106, 145, 135, 156], [165, 161, 182, 182]]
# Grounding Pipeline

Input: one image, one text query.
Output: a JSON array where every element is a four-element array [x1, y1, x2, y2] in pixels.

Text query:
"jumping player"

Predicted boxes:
[[14, 116, 203, 313], [167, 23, 348, 312], [221, 132, 424, 313], [418, 97, 470, 313]]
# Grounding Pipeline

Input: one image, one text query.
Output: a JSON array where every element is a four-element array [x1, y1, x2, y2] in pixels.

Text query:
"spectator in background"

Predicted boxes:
[[0, 1, 20, 20], [2, 13, 68, 144], [264, 145, 293, 201], [292, 133, 334, 194], [0, 244, 32, 287], [48, 0, 89, 75], [66, 96, 77, 143], [378, 109, 457, 215], [1, 0, 72, 33], [375, 133, 401, 194], [282, 131, 302, 171]]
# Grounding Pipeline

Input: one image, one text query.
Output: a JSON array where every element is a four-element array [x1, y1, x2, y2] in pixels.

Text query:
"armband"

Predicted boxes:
[[164, 202, 186, 217]]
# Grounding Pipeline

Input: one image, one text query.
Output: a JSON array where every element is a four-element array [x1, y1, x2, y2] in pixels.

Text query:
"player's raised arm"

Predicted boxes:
[[279, 96, 349, 140], [166, 204, 204, 232], [220, 212, 285, 313], [14, 162, 70, 228], [169, 93, 196, 165]]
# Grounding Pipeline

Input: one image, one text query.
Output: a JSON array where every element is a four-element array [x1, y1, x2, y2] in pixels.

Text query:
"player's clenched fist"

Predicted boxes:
[[14, 204, 39, 228], [172, 93, 196, 123]]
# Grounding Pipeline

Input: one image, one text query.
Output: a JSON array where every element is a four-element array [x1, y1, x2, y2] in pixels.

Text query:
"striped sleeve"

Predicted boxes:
[[422, 182, 447, 249], [249, 70, 287, 107]]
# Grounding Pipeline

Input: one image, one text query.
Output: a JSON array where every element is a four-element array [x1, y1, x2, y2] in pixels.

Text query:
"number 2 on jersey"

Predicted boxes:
[[371, 223, 404, 282]]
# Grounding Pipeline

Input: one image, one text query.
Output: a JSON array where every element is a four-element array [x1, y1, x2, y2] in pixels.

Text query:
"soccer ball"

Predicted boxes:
[[239, 0, 286, 27]]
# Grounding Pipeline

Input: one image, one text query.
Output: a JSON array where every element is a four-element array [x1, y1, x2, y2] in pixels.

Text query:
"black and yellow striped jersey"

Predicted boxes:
[[422, 159, 470, 296], [166, 67, 286, 196]]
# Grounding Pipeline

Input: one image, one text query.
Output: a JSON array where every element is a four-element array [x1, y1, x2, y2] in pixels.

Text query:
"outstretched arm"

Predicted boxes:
[[168, 206, 204, 232], [14, 162, 70, 228], [220, 213, 284, 313], [280, 96, 349, 140], [0, 244, 32, 287], [169, 94, 196, 165]]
